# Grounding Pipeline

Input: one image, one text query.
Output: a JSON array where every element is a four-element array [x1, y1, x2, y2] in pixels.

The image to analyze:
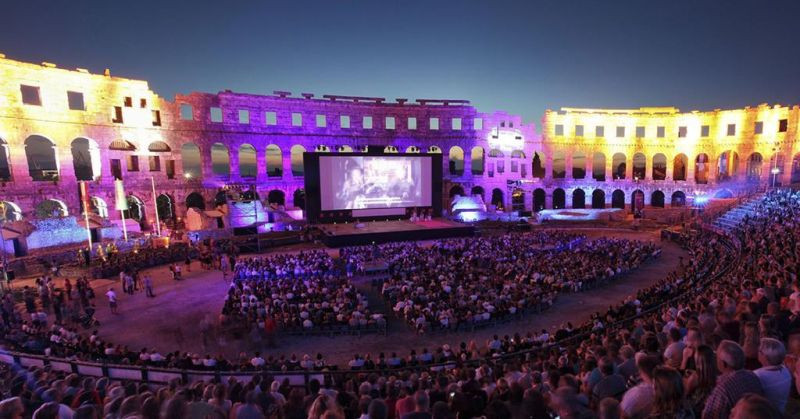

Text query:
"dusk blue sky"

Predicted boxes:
[[2, 0, 799, 123]]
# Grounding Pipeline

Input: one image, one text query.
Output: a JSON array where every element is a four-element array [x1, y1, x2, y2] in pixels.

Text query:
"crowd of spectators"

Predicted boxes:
[[221, 250, 385, 334], [375, 233, 658, 332], [2, 190, 800, 418]]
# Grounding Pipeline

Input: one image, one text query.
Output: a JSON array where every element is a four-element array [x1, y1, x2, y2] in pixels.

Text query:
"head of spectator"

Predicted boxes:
[[757, 337, 786, 368], [650, 366, 688, 417], [716, 340, 746, 374], [729, 393, 782, 419]]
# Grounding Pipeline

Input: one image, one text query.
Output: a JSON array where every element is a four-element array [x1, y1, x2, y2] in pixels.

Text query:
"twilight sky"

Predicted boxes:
[[2, 0, 799, 123]]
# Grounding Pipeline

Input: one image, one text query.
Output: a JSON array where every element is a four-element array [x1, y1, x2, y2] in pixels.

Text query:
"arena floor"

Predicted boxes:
[[36, 229, 685, 365]]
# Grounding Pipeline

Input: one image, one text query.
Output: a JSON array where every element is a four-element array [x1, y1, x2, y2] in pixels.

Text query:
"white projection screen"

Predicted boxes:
[[319, 155, 432, 211]]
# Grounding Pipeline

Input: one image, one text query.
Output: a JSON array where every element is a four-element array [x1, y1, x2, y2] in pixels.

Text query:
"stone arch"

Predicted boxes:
[[238, 144, 257, 178], [510, 150, 526, 159], [533, 188, 546, 211], [124, 195, 145, 222], [0, 138, 11, 181], [532, 151, 546, 178], [405, 146, 420, 153], [470, 186, 485, 201], [592, 152, 606, 181], [211, 143, 230, 176], [25, 135, 59, 181], [671, 191, 686, 207], [0, 201, 23, 221], [511, 188, 525, 212], [185, 192, 206, 210], [470, 146, 484, 175], [792, 153, 800, 184], [338, 145, 354, 152], [651, 190, 665, 208], [147, 141, 171, 152], [267, 189, 286, 206], [552, 151, 566, 179], [591, 189, 605, 209], [293, 188, 306, 210], [90, 196, 109, 218], [71, 137, 101, 181], [449, 184, 465, 198], [652, 153, 667, 181], [572, 189, 586, 209], [746, 152, 763, 180], [181, 143, 203, 179], [572, 151, 586, 179], [612, 152, 626, 180], [491, 188, 504, 210], [156, 193, 175, 222], [314, 144, 331, 152], [35, 199, 68, 218], [631, 189, 645, 213], [695, 153, 709, 184], [611, 189, 625, 209], [290, 145, 306, 176], [716, 150, 739, 182], [265, 144, 282, 177], [449, 146, 464, 175], [552, 188, 566, 209], [632, 153, 646, 180], [427, 145, 442, 153], [769, 153, 786, 186], [383, 145, 399, 153], [488, 148, 504, 158], [673, 153, 688, 181]]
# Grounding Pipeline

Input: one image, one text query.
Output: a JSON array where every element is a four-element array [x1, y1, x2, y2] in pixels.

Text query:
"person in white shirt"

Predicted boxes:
[[620, 355, 658, 418], [105, 288, 118, 314], [754, 337, 792, 413], [250, 352, 265, 368]]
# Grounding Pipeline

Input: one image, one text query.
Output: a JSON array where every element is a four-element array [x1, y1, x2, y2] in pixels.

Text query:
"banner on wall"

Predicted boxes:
[[114, 180, 129, 211]]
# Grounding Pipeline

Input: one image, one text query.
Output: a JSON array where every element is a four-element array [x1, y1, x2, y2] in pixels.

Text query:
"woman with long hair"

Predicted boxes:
[[684, 345, 718, 417], [742, 321, 761, 370], [649, 366, 694, 418]]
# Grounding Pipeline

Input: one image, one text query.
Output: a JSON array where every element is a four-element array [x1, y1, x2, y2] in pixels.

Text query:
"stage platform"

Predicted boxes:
[[318, 219, 474, 247]]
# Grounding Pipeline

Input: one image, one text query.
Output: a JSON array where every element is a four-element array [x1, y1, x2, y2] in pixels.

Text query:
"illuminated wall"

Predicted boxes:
[[0, 52, 797, 252]]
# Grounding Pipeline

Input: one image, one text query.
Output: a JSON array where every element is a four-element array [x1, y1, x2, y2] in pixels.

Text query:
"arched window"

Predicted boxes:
[[612, 153, 626, 180], [266, 144, 282, 177], [185, 192, 206, 210], [0, 138, 11, 181], [238, 144, 257, 178], [532, 151, 545, 178], [35, 199, 68, 218], [428, 146, 442, 154], [591, 190, 605, 209], [695, 153, 709, 184], [405, 146, 420, 153], [717, 150, 739, 182], [156, 194, 175, 221], [290, 145, 306, 176], [611, 189, 625, 209], [792, 153, 800, 184], [449, 185, 465, 198], [651, 190, 665, 208], [124, 195, 145, 221], [572, 189, 586, 209], [552, 151, 566, 179], [673, 154, 688, 181], [652, 153, 667, 181], [71, 137, 101, 181], [147, 141, 171, 152], [491, 188, 504, 210], [632, 153, 646, 180], [90, 197, 109, 218], [338, 145, 354, 152], [267, 189, 286, 206], [671, 191, 686, 207], [533, 188, 546, 212], [572, 151, 586, 179], [181, 143, 203, 179], [293, 189, 306, 210], [592, 152, 606, 181], [471, 147, 484, 175], [552, 188, 566, 209], [470, 186, 484, 200], [746, 153, 763, 180], [0, 201, 22, 221], [25, 135, 59, 181], [511, 188, 525, 212], [449, 146, 464, 175], [211, 143, 230, 176]]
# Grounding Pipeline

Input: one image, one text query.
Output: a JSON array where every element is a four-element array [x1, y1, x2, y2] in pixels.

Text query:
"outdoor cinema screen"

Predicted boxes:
[[319, 155, 432, 210]]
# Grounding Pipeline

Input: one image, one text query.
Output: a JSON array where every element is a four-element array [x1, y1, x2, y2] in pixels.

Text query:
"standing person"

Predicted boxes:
[[185, 253, 192, 273], [220, 254, 229, 282], [144, 274, 155, 298], [174, 263, 182, 280], [105, 287, 118, 314]]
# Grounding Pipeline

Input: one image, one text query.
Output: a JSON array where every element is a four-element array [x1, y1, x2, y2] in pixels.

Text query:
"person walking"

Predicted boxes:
[[144, 274, 155, 298], [105, 287, 118, 314]]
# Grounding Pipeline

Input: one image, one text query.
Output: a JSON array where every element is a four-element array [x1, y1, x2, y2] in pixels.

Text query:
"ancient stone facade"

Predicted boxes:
[[0, 54, 798, 248]]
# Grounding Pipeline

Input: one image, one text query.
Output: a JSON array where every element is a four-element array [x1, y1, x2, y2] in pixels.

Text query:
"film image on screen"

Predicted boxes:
[[320, 156, 432, 210]]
